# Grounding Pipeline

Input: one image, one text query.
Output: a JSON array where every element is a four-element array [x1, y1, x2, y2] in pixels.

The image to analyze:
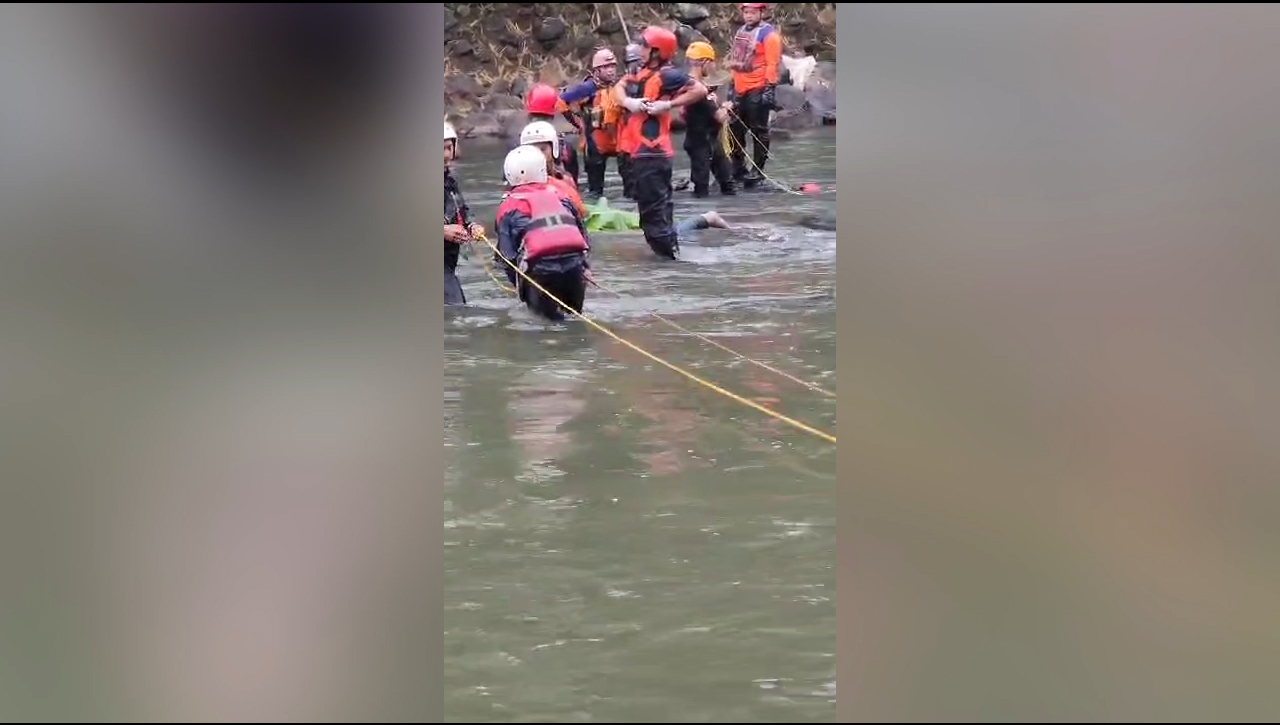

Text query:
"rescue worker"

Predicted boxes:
[[509, 83, 580, 185], [559, 48, 623, 202], [519, 120, 588, 220], [726, 2, 782, 188], [493, 145, 593, 322], [613, 26, 708, 260], [444, 119, 483, 306], [616, 43, 645, 200], [682, 41, 736, 198]]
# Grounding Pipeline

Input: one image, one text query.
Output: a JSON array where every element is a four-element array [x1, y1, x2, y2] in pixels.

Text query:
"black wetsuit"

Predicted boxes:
[[682, 85, 735, 197], [444, 169, 469, 305]]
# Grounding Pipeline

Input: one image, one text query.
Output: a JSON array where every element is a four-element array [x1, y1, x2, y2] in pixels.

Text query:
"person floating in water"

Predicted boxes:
[[443, 119, 483, 306], [509, 84, 580, 186], [681, 41, 736, 198], [519, 120, 588, 220], [493, 145, 593, 321]]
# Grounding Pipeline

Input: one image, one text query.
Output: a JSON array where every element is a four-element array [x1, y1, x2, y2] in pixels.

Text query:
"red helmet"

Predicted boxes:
[[640, 26, 678, 63], [742, 3, 768, 9], [525, 84, 559, 116]]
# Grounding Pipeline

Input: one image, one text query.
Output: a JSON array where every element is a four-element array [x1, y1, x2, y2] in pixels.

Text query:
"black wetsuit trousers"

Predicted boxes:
[[519, 254, 588, 321], [630, 154, 679, 259], [684, 124, 734, 196], [445, 261, 466, 305], [729, 89, 771, 181]]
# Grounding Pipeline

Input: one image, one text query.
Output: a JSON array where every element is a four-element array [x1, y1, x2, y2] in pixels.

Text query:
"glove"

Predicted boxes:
[[646, 100, 672, 115], [622, 97, 647, 113], [761, 84, 777, 110]]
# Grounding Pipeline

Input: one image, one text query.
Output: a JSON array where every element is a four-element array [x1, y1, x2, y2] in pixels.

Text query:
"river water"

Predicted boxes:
[[444, 129, 837, 723]]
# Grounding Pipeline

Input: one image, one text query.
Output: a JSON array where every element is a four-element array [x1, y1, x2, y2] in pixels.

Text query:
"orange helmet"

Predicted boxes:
[[640, 26, 678, 63], [525, 84, 559, 116], [685, 41, 715, 62]]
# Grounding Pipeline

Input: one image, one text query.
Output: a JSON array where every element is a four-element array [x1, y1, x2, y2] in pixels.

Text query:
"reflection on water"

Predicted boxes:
[[510, 366, 587, 476], [445, 129, 837, 723]]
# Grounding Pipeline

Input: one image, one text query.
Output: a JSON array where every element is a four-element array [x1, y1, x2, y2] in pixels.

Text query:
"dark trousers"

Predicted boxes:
[[563, 144, 581, 190], [519, 255, 588, 321], [618, 153, 635, 199], [683, 126, 735, 196], [629, 155, 678, 260], [445, 263, 466, 305], [583, 148, 619, 198], [729, 89, 771, 182]]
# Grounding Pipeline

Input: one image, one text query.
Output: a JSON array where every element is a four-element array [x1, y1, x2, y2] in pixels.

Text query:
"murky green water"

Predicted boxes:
[[444, 129, 837, 723]]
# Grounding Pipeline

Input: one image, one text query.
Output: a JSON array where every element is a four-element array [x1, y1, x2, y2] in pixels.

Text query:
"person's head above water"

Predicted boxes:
[[591, 48, 618, 85], [741, 2, 767, 27], [524, 84, 559, 119], [685, 41, 716, 77], [443, 119, 457, 166], [639, 26, 678, 70], [518, 120, 560, 172], [624, 43, 643, 74], [503, 145, 549, 188]]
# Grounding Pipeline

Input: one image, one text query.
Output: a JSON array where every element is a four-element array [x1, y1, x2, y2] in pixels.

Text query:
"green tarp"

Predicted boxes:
[[583, 196, 639, 233]]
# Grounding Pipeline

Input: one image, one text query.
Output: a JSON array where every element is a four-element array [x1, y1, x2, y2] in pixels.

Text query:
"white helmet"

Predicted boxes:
[[503, 145, 549, 187], [519, 120, 559, 159], [444, 120, 457, 142]]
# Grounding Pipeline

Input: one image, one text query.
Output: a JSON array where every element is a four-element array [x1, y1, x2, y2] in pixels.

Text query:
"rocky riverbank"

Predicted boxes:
[[444, 3, 836, 140]]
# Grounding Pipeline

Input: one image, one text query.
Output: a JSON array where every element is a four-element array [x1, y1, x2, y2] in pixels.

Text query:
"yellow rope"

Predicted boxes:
[[723, 109, 806, 196], [465, 231, 517, 294], [589, 277, 835, 398], [475, 235, 837, 445]]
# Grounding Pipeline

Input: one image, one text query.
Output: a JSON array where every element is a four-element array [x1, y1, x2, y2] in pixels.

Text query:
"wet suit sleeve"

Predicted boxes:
[[453, 188, 472, 228], [560, 79, 597, 144], [444, 172, 464, 223], [555, 96, 582, 133], [494, 208, 530, 287], [559, 79, 598, 106]]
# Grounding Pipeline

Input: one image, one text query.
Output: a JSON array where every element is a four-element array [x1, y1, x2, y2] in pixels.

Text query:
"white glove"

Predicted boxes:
[[646, 100, 672, 115], [622, 97, 647, 113]]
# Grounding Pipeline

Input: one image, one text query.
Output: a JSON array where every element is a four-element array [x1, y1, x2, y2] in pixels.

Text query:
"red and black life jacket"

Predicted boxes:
[[496, 183, 588, 260]]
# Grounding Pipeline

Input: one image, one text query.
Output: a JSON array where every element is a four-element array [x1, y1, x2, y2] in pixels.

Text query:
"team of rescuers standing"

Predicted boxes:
[[444, 3, 783, 321]]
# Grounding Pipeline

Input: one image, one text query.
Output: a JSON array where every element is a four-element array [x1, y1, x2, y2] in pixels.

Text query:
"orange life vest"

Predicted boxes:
[[496, 184, 588, 260], [588, 80, 621, 155], [548, 173, 587, 218], [621, 68, 676, 158], [617, 98, 638, 157], [729, 23, 772, 72]]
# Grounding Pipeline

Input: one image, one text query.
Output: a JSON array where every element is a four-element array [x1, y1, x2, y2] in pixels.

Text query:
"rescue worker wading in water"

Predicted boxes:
[[444, 119, 483, 306], [727, 2, 782, 189], [494, 145, 593, 321], [614, 26, 708, 260], [509, 84, 580, 186], [559, 48, 624, 202], [615, 43, 645, 200], [682, 42, 736, 198], [519, 120, 588, 221]]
